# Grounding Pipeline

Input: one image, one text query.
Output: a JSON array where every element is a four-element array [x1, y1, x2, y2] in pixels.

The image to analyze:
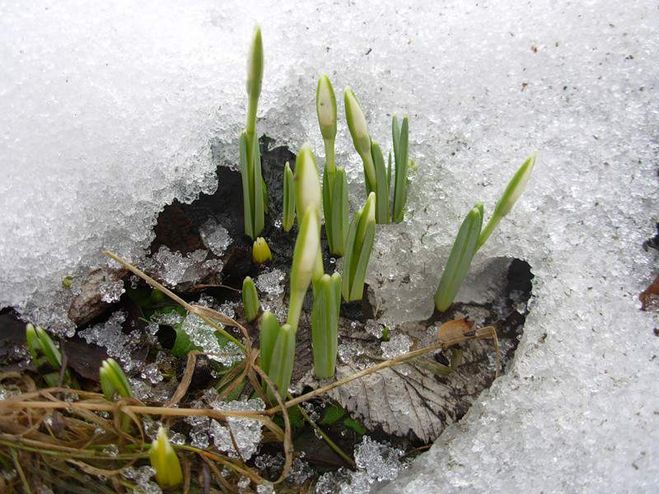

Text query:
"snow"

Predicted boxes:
[[1, 0, 658, 492]]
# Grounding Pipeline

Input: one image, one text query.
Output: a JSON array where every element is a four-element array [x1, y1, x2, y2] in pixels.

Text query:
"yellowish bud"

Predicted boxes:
[[252, 237, 273, 264]]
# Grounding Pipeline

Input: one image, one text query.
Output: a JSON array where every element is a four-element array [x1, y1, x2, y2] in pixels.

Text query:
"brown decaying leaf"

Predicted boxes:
[[326, 317, 511, 443]]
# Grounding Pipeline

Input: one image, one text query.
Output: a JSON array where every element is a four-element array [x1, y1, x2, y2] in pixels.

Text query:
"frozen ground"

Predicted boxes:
[[1, 0, 658, 492]]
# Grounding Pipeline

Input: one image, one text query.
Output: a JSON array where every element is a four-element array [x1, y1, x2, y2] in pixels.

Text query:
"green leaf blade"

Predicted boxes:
[[434, 203, 484, 312]]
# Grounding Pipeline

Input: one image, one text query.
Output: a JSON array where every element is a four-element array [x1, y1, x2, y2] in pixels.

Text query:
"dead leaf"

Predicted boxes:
[[323, 314, 517, 443]]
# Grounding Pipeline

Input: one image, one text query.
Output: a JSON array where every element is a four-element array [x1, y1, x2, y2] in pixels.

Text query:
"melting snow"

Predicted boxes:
[[0, 0, 657, 492]]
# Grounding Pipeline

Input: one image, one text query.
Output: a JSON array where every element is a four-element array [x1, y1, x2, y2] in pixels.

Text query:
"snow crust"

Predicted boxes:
[[1, 0, 658, 492]]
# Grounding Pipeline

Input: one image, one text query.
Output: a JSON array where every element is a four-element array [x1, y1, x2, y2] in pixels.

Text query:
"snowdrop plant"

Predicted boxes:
[[345, 88, 413, 224], [99, 358, 132, 400], [341, 192, 377, 302], [149, 426, 183, 488], [25, 323, 68, 387], [242, 276, 261, 322], [434, 154, 536, 312], [240, 26, 266, 239], [317, 76, 349, 256]]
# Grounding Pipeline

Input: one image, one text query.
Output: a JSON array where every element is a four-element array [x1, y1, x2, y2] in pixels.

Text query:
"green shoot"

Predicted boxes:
[[341, 192, 376, 302], [149, 427, 183, 488], [252, 236, 272, 264], [266, 323, 296, 399], [317, 75, 349, 256], [240, 27, 266, 239], [392, 115, 410, 223], [311, 272, 341, 378], [25, 323, 69, 387], [434, 203, 484, 312], [478, 153, 536, 248], [293, 143, 324, 282], [323, 166, 349, 256], [282, 161, 295, 232], [242, 276, 261, 322], [99, 358, 132, 400], [26, 323, 61, 370], [371, 140, 390, 224], [258, 311, 280, 375], [287, 207, 321, 331], [344, 88, 376, 194]]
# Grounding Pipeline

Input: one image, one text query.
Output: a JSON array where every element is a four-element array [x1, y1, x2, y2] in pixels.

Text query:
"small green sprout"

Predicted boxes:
[[259, 312, 296, 399], [282, 161, 295, 232], [342, 192, 376, 302], [434, 154, 536, 312], [25, 323, 67, 386], [258, 311, 280, 376], [149, 426, 183, 488], [242, 276, 261, 322], [478, 153, 537, 248], [26, 323, 61, 370], [99, 358, 132, 400], [252, 236, 272, 264], [240, 26, 267, 239], [345, 88, 376, 194], [391, 115, 410, 223], [317, 76, 349, 256], [434, 203, 484, 312], [311, 272, 341, 378]]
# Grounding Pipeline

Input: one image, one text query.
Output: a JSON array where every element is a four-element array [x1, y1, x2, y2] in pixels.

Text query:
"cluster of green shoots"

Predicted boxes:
[[238, 27, 536, 399], [25, 325, 184, 488]]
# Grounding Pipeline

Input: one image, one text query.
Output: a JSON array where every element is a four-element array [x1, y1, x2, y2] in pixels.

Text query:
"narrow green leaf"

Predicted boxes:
[[343, 417, 367, 435], [100, 358, 132, 399], [387, 151, 393, 198], [311, 274, 340, 378], [330, 167, 349, 257], [242, 276, 261, 323], [39, 328, 62, 368], [341, 206, 361, 301], [322, 165, 334, 252], [267, 324, 296, 399], [253, 138, 265, 237], [349, 221, 375, 301], [479, 153, 536, 248], [25, 323, 39, 362], [259, 311, 280, 375], [283, 162, 296, 232], [393, 116, 409, 223], [320, 404, 347, 425], [371, 141, 390, 224], [239, 132, 254, 239], [343, 193, 376, 302], [434, 203, 484, 312]]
